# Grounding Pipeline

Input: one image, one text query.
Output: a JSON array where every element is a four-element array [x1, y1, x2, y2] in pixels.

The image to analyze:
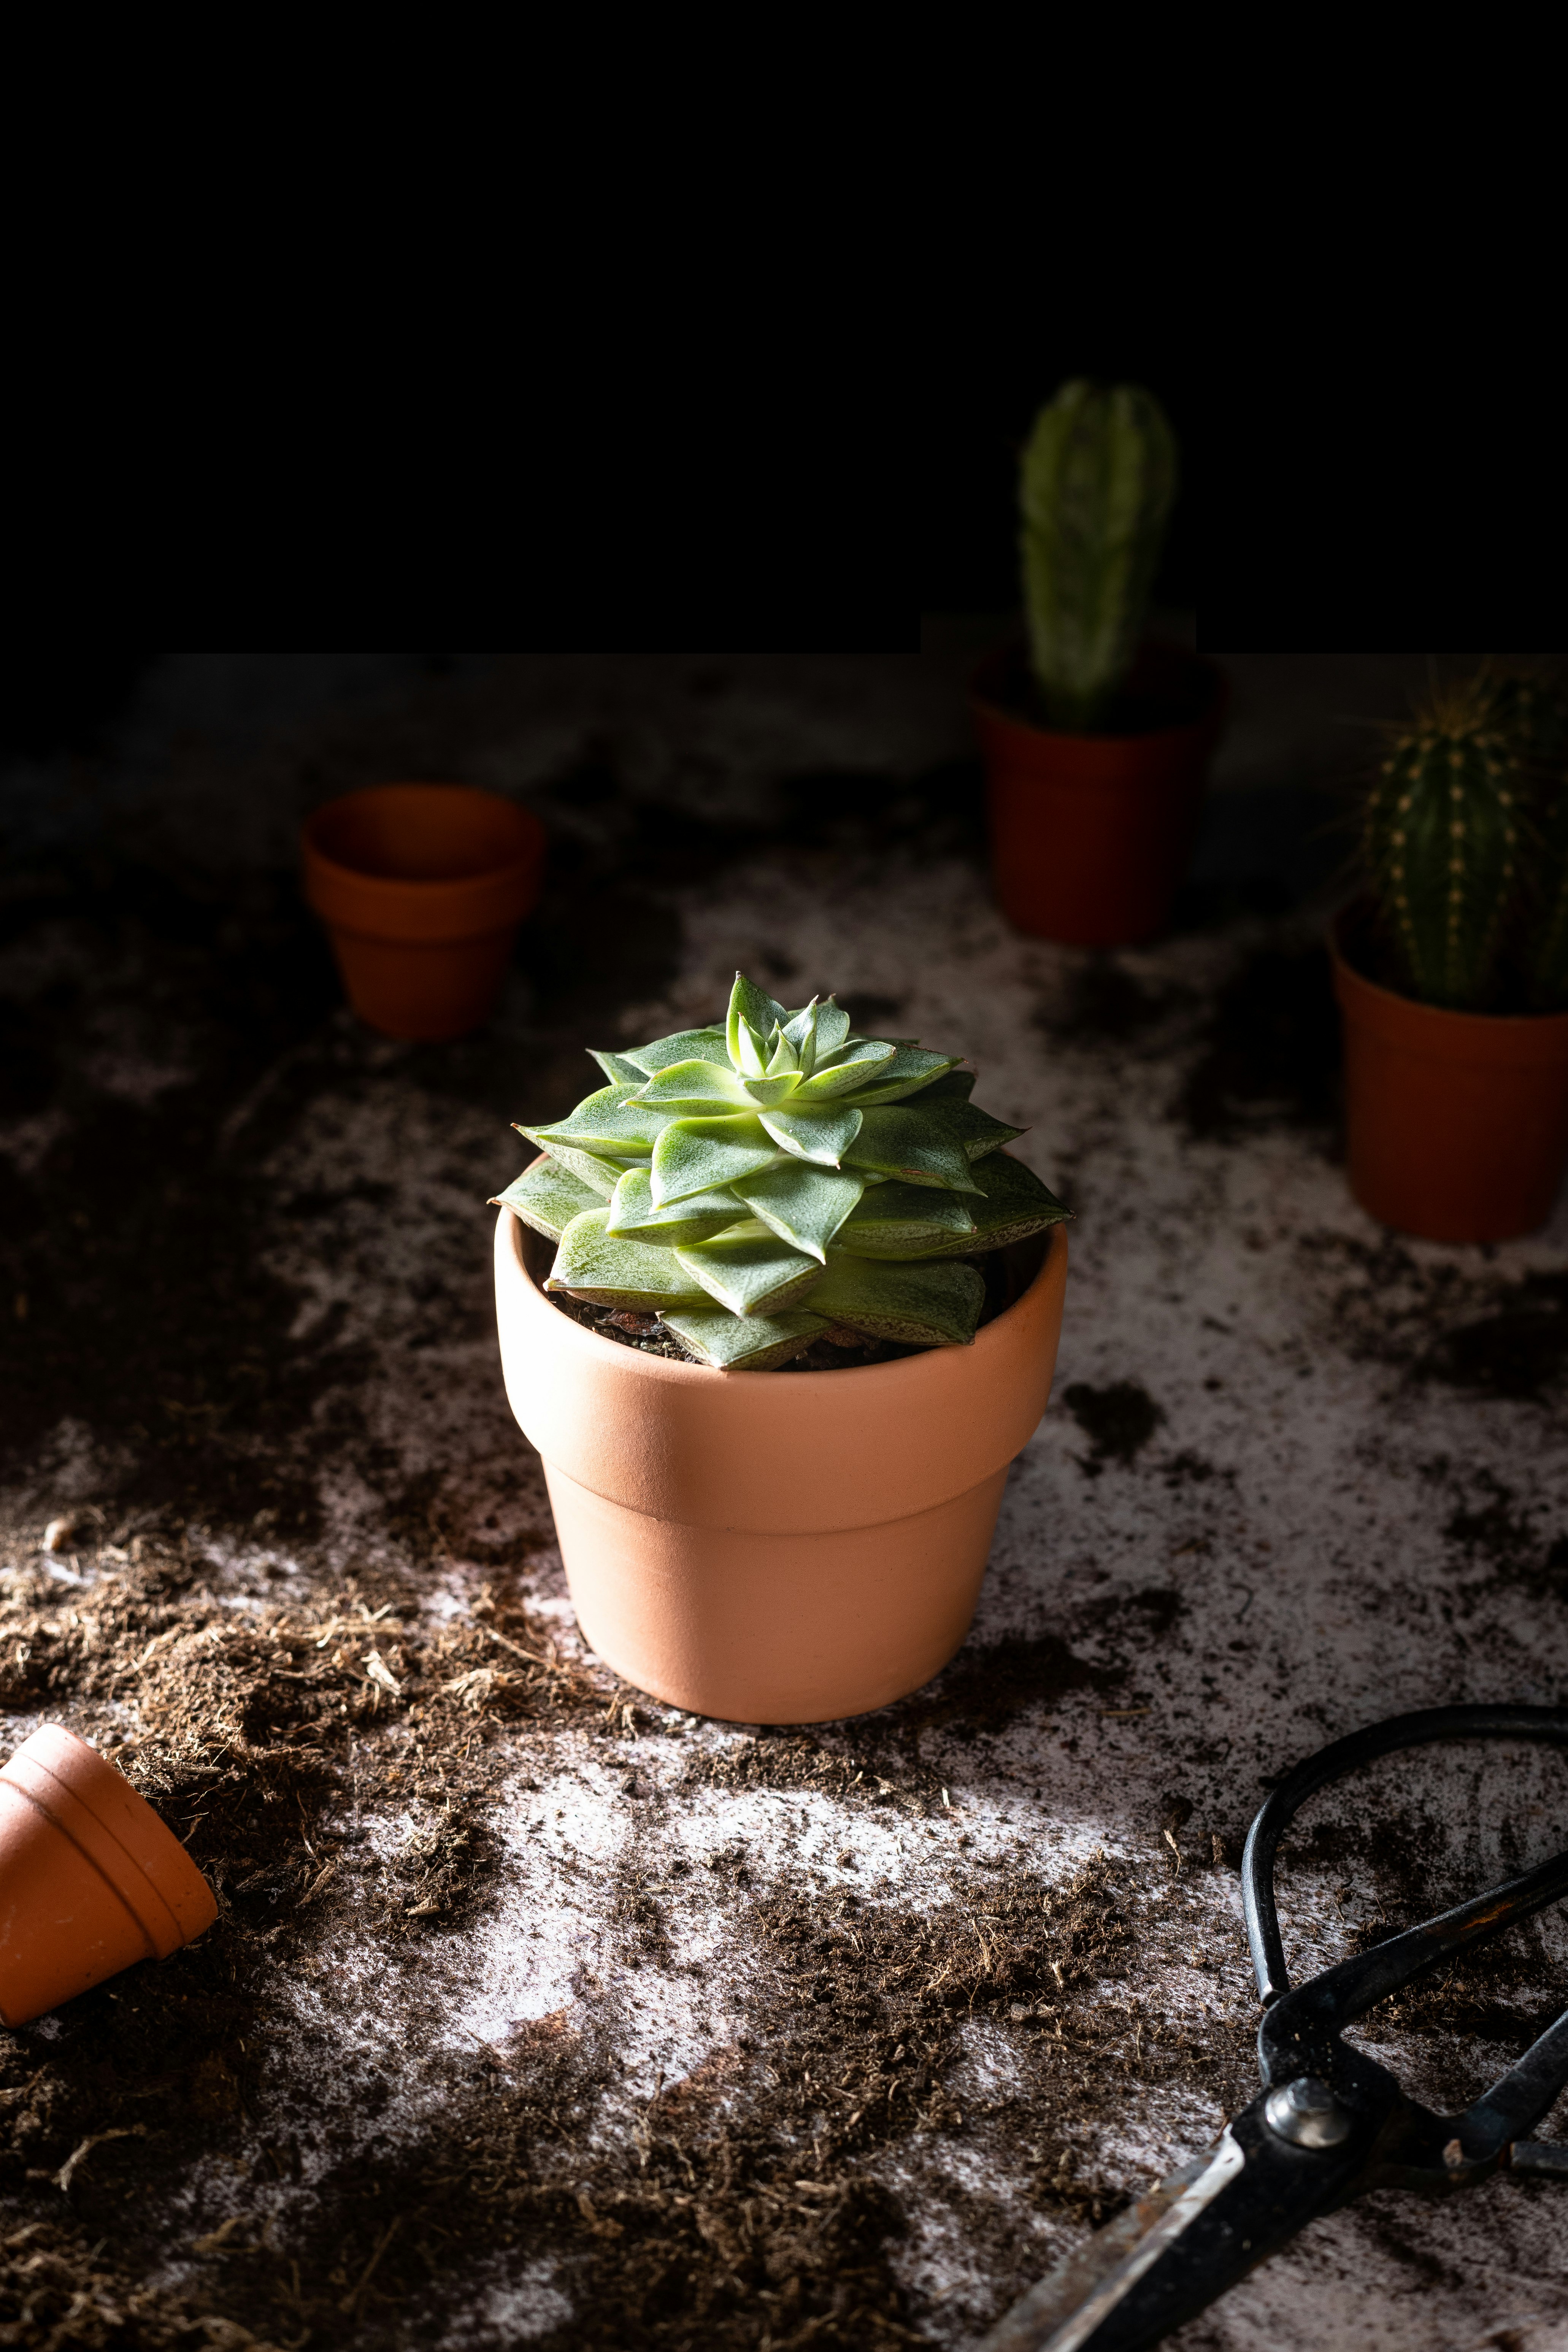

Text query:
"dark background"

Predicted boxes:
[[3, 351, 1197, 763]]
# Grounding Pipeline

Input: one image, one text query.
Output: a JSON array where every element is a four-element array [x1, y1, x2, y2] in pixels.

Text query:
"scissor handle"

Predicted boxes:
[[1242, 1703, 1568, 2007]]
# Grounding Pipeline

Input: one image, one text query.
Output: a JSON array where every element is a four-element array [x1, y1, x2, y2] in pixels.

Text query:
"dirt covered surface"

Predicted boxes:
[[2, 652, 1568, 2351]]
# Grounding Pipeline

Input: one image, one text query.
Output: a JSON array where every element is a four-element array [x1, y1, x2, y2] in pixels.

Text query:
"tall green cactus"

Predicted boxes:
[[1019, 379, 1179, 732], [1363, 682, 1523, 1009]]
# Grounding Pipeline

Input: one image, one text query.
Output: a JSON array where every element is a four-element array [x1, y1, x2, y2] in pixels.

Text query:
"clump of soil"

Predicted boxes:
[[1061, 1381, 1166, 1471], [1175, 944, 1342, 1143]]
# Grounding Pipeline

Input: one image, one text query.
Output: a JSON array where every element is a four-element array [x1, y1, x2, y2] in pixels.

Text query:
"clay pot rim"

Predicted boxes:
[[302, 784, 545, 897], [1329, 908, 1568, 1040], [503, 1173, 1068, 1393], [968, 638, 1228, 749]]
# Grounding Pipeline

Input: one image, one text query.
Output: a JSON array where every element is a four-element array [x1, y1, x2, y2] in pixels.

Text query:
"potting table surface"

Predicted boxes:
[[2, 644, 1565, 2352]]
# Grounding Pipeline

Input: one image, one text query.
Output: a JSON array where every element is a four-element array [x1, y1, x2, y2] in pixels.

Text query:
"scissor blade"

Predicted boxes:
[[977, 2099, 1367, 2352]]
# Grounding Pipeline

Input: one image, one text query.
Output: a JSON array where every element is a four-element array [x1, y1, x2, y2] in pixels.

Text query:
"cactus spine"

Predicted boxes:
[[1363, 682, 1523, 1009], [1019, 379, 1178, 733]]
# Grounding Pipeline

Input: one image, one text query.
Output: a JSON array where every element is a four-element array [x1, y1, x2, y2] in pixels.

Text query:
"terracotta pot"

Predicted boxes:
[[1330, 916, 1568, 1244], [970, 641, 1229, 947], [493, 1178, 1069, 1724], [302, 783, 546, 1042], [0, 1724, 218, 2027]]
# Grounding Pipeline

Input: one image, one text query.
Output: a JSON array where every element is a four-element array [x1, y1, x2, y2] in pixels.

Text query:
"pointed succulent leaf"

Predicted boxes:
[[736, 1162, 865, 1262], [894, 1151, 1071, 1258], [622, 1026, 732, 1074], [657, 1306, 826, 1371], [736, 1019, 773, 1079], [519, 1084, 673, 1159], [811, 999, 852, 1058], [835, 1180, 977, 1259], [843, 1106, 981, 1193], [545, 1210, 708, 1311], [807, 1254, 986, 1347], [587, 1048, 651, 1086], [651, 1115, 782, 1205], [632, 1059, 756, 1111], [781, 998, 819, 1073], [759, 1101, 864, 1166], [838, 1046, 964, 1105], [765, 1028, 801, 1077], [727, 973, 787, 1068], [510, 1125, 627, 1198], [923, 1099, 1027, 1160], [490, 1156, 606, 1242], [674, 1222, 825, 1317], [909, 1067, 976, 1104], [740, 1071, 804, 1108], [790, 1041, 898, 1100], [605, 1166, 750, 1247]]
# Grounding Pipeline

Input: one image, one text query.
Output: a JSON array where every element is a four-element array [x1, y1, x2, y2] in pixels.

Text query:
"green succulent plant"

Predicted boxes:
[[1020, 378, 1179, 733], [1361, 667, 1568, 1011], [494, 973, 1069, 1370]]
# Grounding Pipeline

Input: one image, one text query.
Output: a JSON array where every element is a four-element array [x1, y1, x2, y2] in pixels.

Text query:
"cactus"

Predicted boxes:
[[1019, 379, 1179, 733], [1482, 669, 1568, 1005], [494, 973, 1069, 1370], [1363, 680, 1524, 1008], [1362, 668, 1568, 1011]]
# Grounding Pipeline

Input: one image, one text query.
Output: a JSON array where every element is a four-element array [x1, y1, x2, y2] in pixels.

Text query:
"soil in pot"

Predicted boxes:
[[1331, 903, 1568, 1244], [970, 639, 1228, 948], [545, 1245, 1020, 1371]]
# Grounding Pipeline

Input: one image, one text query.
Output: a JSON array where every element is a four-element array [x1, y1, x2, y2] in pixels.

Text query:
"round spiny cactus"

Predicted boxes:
[[493, 973, 1068, 1370], [1363, 681, 1527, 1009]]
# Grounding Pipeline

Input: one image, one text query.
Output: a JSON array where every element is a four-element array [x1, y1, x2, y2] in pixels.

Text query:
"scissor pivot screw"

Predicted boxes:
[[1264, 2076, 1353, 2149]]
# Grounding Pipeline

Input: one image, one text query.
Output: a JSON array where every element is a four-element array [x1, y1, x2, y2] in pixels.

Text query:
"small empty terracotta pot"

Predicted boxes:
[[0, 1724, 218, 2027], [302, 783, 547, 1042]]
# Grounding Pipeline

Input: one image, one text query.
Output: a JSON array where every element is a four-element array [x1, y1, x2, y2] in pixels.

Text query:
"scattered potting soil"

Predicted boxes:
[[0, 1524, 1262, 2350]]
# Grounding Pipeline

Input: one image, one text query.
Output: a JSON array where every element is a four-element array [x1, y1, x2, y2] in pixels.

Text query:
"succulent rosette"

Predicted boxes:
[[494, 973, 1069, 1370]]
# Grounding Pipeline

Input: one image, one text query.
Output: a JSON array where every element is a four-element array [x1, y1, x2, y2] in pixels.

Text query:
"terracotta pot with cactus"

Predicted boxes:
[[1334, 666, 1568, 1243], [970, 379, 1228, 947]]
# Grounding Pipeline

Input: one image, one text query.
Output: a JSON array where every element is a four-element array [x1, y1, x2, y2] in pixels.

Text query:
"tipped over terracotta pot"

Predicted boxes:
[[0, 1725, 218, 2026], [302, 782, 546, 1042], [494, 1187, 1069, 1725]]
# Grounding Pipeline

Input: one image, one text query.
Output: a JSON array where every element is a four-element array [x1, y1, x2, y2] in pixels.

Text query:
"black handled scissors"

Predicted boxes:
[[979, 1704, 1568, 2352]]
